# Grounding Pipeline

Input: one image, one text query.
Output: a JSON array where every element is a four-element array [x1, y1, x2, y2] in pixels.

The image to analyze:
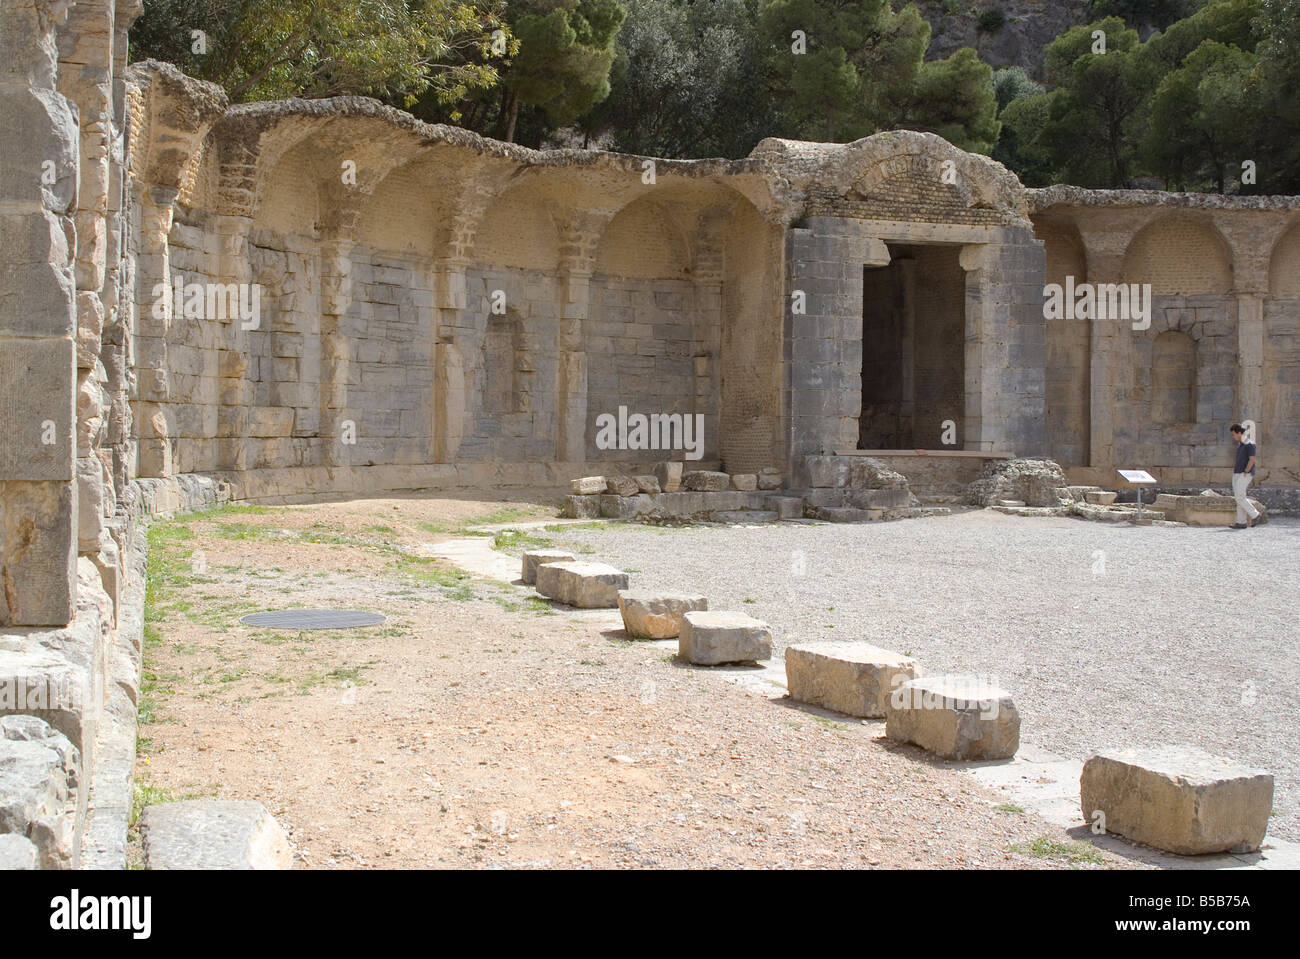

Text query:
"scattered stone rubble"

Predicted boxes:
[[562, 458, 945, 525]]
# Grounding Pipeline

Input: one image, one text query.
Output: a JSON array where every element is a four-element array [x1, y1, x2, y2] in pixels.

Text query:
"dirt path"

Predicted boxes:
[[131, 494, 1133, 869]]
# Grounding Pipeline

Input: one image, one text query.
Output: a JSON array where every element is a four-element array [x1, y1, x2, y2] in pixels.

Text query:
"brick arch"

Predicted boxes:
[[250, 139, 322, 238], [470, 182, 561, 272], [355, 160, 447, 259], [594, 197, 691, 280], [1268, 220, 1300, 296], [1034, 218, 1088, 287], [1123, 217, 1232, 294]]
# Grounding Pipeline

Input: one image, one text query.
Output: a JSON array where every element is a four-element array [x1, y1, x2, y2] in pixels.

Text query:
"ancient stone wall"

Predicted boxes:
[[1030, 187, 1300, 487], [5, 11, 1300, 867], [1, 0, 145, 869]]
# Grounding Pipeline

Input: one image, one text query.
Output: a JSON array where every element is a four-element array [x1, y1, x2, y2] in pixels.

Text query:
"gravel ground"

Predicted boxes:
[[551, 510, 1300, 842], [132, 496, 1130, 869]]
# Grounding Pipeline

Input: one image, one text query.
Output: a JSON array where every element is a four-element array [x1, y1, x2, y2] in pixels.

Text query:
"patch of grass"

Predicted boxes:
[[384, 553, 475, 600], [491, 594, 556, 615], [327, 666, 368, 683], [743, 597, 757, 604], [492, 529, 554, 554], [1007, 836, 1106, 865], [214, 522, 272, 541], [365, 525, 397, 535], [812, 715, 847, 731], [172, 504, 276, 524], [130, 781, 175, 826], [579, 659, 607, 667], [994, 803, 1025, 814]]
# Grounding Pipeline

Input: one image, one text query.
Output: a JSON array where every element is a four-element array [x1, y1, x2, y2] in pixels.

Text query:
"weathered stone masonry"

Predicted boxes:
[[3, 3, 1299, 867]]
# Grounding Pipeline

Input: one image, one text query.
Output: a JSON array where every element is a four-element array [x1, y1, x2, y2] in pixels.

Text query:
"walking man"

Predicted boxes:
[[1230, 423, 1260, 529]]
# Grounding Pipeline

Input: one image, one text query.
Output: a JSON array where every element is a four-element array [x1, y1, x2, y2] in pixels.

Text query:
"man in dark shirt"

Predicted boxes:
[[1230, 424, 1259, 529]]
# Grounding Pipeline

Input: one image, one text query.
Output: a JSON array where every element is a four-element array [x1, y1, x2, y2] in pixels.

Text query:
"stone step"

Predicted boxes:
[[617, 590, 708, 639], [710, 510, 778, 524], [814, 506, 883, 523], [1080, 747, 1273, 855], [535, 561, 629, 608], [141, 800, 292, 869], [679, 611, 772, 665], [886, 676, 1020, 760], [786, 642, 921, 719]]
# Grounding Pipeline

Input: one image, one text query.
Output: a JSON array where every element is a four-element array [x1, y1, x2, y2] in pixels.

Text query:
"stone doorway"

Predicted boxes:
[[859, 243, 966, 449]]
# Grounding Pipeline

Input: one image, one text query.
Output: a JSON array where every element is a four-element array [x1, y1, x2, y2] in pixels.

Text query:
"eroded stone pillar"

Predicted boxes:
[[0, 0, 82, 626], [959, 230, 1047, 456], [784, 217, 886, 467]]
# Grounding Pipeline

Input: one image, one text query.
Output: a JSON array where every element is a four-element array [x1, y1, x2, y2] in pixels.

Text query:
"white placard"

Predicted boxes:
[[1117, 469, 1157, 484]]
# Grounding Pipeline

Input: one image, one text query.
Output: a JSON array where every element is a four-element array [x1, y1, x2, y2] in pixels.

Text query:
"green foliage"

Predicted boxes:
[[759, 0, 997, 151], [1003, 17, 1155, 187], [1090, 0, 1209, 30], [500, 0, 627, 140], [586, 0, 773, 158], [131, 0, 508, 107], [977, 7, 1008, 33], [905, 48, 1002, 153], [1143, 40, 1259, 190]]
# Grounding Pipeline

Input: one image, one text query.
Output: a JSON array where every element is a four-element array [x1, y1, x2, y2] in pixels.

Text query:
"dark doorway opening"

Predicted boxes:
[[859, 244, 966, 449]]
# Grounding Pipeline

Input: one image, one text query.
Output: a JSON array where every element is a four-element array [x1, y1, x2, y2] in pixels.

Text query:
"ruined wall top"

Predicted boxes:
[[126, 63, 1038, 231], [1030, 184, 1300, 214]]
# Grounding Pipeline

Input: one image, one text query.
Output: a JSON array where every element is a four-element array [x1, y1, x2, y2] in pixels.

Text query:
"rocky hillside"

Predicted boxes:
[[919, 0, 1095, 77]]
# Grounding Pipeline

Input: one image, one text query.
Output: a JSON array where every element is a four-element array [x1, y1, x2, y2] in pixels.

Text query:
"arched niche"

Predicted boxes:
[[1123, 217, 1232, 294], [471, 183, 561, 272], [595, 197, 691, 280], [356, 161, 444, 259], [251, 140, 322, 240], [1268, 221, 1300, 297]]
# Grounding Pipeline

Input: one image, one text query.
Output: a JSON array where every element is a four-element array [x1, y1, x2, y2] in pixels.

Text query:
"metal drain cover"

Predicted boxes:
[[240, 609, 386, 630]]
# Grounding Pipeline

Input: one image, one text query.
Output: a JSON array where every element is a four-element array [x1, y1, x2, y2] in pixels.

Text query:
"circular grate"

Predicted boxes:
[[240, 609, 386, 630]]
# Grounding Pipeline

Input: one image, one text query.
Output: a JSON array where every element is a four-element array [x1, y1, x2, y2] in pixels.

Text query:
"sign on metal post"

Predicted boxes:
[[1117, 469, 1157, 521]]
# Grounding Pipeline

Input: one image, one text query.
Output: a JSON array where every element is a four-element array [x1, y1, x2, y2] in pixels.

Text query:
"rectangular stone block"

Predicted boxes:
[[605, 475, 639, 497], [0, 480, 77, 626], [0, 336, 75, 480], [570, 476, 607, 495], [141, 800, 293, 870], [683, 470, 728, 492], [679, 611, 772, 665], [1080, 748, 1272, 855], [535, 561, 629, 608], [617, 590, 708, 639], [886, 676, 1020, 760], [786, 643, 922, 719], [766, 496, 805, 520], [521, 549, 576, 586]]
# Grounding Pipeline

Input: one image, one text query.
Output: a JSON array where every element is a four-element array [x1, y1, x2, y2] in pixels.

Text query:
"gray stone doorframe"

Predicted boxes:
[[783, 216, 1047, 476]]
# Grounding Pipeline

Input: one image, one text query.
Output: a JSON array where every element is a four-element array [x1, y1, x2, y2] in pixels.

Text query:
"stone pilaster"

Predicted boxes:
[[785, 217, 887, 467], [0, 0, 82, 626], [960, 232, 1047, 456]]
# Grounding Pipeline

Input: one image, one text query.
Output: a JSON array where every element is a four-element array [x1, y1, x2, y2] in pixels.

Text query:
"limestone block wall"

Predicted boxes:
[[1030, 188, 1300, 487], [1, 0, 147, 870]]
